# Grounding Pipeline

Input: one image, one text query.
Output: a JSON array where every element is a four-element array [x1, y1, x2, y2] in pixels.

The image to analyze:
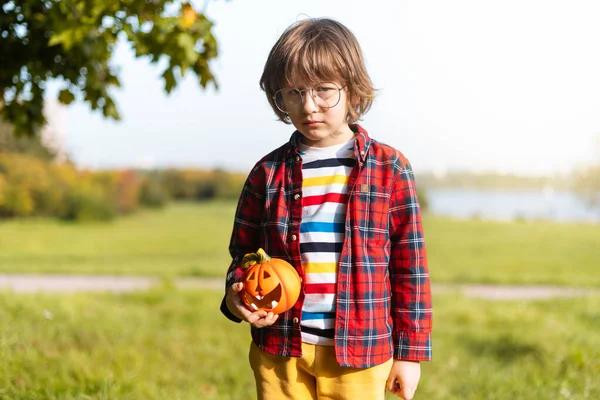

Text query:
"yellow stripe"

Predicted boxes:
[[303, 175, 349, 187], [303, 262, 337, 273]]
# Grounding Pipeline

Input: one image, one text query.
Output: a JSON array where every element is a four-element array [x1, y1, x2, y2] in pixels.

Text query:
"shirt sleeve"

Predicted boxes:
[[220, 164, 266, 322], [388, 160, 432, 361]]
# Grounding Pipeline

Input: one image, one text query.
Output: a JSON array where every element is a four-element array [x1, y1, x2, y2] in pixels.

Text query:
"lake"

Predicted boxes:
[[427, 188, 600, 224]]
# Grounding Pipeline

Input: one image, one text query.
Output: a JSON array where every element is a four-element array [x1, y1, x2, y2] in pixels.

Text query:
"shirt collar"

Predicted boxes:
[[287, 124, 371, 163]]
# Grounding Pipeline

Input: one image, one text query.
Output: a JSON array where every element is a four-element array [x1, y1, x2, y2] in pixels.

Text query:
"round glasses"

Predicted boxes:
[[273, 82, 343, 113]]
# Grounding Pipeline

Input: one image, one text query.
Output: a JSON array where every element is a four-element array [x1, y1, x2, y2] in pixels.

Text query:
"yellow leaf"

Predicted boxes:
[[180, 4, 197, 29]]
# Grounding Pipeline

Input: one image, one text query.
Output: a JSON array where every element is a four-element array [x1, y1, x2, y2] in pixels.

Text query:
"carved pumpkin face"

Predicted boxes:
[[240, 248, 301, 315]]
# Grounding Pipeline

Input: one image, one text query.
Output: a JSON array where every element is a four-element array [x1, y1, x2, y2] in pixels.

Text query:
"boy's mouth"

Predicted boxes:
[[303, 121, 322, 126]]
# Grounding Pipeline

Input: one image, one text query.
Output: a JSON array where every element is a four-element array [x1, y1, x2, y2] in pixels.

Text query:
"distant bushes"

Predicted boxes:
[[0, 153, 246, 221], [0, 153, 430, 221]]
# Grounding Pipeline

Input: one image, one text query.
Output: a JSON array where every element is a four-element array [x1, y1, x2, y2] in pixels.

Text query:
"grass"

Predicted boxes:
[[425, 216, 600, 286], [0, 201, 599, 286], [0, 202, 235, 277], [0, 289, 598, 399]]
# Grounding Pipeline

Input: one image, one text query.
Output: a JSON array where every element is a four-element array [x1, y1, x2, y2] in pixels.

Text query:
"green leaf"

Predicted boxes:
[[102, 99, 120, 120], [162, 69, 177, 94], [48, 30, 72, 47], [177, 33, 199, 65]]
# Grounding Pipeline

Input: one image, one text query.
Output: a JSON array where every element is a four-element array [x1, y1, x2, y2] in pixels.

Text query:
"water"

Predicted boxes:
[[427, 188, 600, 223]]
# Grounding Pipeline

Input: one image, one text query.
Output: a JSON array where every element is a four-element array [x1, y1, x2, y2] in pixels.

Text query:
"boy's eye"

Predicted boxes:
[[316, 86, 332, 93], [288, 89, 301, 96]]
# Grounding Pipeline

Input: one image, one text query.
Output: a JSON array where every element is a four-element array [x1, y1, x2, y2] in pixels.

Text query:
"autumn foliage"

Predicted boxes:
[[0, 153, 245, 221]]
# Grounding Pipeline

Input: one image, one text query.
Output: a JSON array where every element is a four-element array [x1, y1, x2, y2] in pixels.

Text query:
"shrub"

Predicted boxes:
[[139, 171, 169, 208], [0, 153, 59, 217], [115, 170, 143, 214], [0, 173, 6, 207], [0, 183, 34, 217], [59, 180, 117, 222]]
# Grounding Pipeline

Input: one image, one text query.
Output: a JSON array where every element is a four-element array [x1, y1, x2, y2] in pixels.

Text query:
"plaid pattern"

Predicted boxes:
[[220, 124, 432, 368]]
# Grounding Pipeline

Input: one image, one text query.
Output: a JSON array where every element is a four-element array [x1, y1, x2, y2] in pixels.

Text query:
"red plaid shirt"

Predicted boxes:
[[220, 125, 432, 368]]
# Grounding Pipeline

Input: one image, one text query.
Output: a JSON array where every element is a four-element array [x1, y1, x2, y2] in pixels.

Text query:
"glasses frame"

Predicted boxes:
[[272, 82, 344, 114]]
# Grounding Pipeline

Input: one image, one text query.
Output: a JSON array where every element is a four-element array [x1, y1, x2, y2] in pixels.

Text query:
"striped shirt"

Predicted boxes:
[[297, 140, 355, 345]]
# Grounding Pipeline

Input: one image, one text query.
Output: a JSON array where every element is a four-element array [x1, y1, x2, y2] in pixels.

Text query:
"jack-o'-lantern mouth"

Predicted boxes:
[[243, 284, 282, 311]]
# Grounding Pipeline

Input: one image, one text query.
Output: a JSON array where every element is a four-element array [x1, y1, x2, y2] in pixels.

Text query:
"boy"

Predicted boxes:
[[220, 17, 432, 400]]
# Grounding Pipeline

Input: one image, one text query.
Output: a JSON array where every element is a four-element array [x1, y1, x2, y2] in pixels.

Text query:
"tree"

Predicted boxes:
[[0, 0, 219, 136], [0, 119, 57, 160]]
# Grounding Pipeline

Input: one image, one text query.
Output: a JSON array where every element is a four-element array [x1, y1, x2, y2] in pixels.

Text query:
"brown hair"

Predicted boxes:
[[259, 18, 376, 124]]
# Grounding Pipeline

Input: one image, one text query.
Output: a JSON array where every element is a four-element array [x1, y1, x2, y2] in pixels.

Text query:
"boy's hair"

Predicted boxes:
[[260, 18, 375, 124]]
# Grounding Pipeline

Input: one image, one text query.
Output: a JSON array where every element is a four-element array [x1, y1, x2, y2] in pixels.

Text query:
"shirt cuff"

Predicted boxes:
[[220, 295, 242, 323], [394, 331, 432, 361]]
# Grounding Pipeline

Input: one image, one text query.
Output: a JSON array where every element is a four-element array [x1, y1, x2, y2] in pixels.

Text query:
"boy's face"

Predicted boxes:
[[280, 80, 354, 147]]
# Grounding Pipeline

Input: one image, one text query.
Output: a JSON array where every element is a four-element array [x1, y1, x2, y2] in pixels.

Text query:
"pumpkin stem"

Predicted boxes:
[[241, 248, 271, 269]]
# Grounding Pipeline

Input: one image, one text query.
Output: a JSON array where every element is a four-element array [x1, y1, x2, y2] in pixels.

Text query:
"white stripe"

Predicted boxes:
[[300, 231, 344, 244], [304, 272, 337, 283], [301, 332, 334, 346], [301, 318, 335, 330], [303, 202, 347, 216], [302, 212, 346, 224], [304, 299, 336, 310], [301, 252, 339, 263], [302, 183, 348, 197], [302, 294, 336, 311], [298, 140, 353, 159]]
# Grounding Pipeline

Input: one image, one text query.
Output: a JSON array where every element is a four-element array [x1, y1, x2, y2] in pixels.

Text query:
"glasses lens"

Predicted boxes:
[[313, 83, 341, 109], [274, 83, 341, 112], [274, 90, 288, 113]]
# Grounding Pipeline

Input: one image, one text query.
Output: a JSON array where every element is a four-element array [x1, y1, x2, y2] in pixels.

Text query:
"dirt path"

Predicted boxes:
[[0, 274, 597, 300]]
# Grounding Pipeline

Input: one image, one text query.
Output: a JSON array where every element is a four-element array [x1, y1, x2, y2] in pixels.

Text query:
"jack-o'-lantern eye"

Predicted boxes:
[[263, 271, 271, 279], [248, 272, 255, 280]]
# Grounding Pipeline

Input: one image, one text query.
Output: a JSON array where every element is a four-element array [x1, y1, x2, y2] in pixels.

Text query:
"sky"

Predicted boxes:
[[48, 0, 600, 176]]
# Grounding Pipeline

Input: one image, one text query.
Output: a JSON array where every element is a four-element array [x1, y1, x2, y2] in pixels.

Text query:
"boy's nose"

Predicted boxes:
[[300, 91, 319, 113]]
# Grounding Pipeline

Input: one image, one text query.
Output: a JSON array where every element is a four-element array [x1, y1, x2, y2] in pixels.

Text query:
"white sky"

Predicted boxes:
[[55, 0, 600, 176]]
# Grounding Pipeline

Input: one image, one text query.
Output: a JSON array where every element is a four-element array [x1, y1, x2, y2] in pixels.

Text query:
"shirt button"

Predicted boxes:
[[293, 317, 299, 324], [294, 193, 300, 200], [290, 234, 297, 241], [295, 155, 300, 161]]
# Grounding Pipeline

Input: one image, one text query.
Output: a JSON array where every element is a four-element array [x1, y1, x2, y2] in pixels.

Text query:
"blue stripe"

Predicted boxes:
[[302, 311, 336, 321], [300, 222, 344, 233]]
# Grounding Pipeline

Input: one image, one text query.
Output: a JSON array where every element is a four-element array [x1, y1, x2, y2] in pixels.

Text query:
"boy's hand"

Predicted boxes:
[[386, 360, 421, 399], [225, 282, 279, 328]]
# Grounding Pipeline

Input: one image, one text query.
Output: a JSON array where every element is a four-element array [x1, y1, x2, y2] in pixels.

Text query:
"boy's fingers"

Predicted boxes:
[[265, 312, 278, 324], [225, 283, 251, 320], [401, 386, 415, 400], [246, 310, 268, 324], [386, 376, 396, 392], [230, 282, 243, 293], [250, 312, 279, 328]]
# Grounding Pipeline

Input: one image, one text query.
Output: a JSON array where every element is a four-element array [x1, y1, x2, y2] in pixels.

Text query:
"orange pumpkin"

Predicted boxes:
[[239, 248, 301, 315]]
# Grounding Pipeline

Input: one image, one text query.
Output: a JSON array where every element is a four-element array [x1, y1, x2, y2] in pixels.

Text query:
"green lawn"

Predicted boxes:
[[0, 202, 235, 277], [0, 289, 598, 399], [0, 201, 599, 286]]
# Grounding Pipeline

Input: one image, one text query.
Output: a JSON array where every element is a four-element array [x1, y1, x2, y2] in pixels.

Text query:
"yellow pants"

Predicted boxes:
[[249, 341, 393, 400]]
